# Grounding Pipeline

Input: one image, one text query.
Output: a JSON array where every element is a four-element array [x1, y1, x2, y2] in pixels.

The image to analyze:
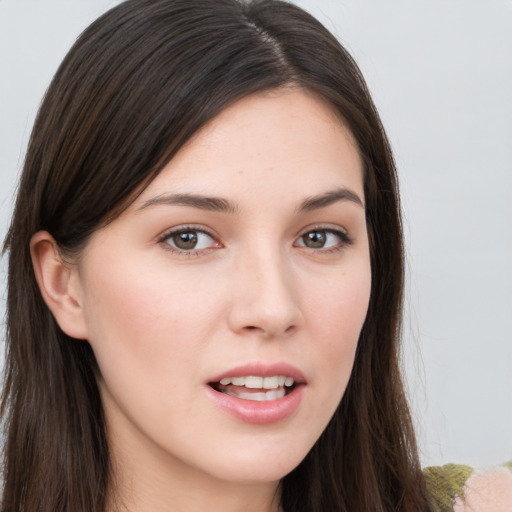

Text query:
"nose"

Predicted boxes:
[[227, 246, 304, 339]]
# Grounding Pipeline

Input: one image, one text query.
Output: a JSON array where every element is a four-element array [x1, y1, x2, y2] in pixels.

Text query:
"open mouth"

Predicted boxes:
[[209, 375, 297, 402]]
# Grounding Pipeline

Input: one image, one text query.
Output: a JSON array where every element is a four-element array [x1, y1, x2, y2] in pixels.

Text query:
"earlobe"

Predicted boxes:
[[30, 231, 88, 340]]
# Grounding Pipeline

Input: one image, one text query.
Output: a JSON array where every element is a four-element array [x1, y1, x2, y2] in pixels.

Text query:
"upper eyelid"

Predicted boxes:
[[157, 224, 218, 242], [156, 223, 352, 247], [157, 226, 221, 256], [158, 223, 348, 236], [295, 223, 350, 238]]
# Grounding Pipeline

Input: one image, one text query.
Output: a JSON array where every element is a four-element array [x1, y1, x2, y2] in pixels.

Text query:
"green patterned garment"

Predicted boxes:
[[424, 463, 474, 511], [424, 462, 512, 511]]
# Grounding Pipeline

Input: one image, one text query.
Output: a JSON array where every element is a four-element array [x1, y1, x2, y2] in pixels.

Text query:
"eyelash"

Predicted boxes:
[[158, 225, 220, 257], [157, 224, 354, 257], [296, 226, 354, 254]]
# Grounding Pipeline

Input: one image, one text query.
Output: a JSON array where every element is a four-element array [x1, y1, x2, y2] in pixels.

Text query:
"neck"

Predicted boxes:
[[105, 416, 281, 512], [108, 457, 281, 512]]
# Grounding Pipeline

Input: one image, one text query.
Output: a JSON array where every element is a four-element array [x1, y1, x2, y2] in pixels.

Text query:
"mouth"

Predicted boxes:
[[209, 375, 298, 402], [206, 363, 307, 424]]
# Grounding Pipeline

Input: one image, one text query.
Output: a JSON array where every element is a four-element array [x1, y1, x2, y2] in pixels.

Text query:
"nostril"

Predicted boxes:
[[241, 324, 297, 337]]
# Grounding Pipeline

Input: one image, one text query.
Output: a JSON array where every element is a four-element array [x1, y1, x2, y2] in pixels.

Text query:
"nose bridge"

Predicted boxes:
[[229, 239, 301, 337]]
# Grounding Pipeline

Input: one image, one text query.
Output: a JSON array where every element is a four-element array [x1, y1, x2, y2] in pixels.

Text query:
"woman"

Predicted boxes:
[[1, 0, 481, 510]]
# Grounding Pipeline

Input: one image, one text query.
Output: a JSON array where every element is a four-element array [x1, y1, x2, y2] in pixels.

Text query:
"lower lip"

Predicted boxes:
[[205, 385, 305, 425]]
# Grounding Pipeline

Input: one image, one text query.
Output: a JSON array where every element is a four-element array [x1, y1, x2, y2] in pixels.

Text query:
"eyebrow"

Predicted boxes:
[[137, 187, 364, 214], [137, 193, 238, 214], [298, 188, 364, 212]]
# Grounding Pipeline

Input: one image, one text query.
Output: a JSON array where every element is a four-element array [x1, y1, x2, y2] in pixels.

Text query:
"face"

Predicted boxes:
[[74, 88, 371, 486]]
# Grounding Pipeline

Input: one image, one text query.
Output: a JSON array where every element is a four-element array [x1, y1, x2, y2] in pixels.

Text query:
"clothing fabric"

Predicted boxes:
[[424, 462, 512, 512]]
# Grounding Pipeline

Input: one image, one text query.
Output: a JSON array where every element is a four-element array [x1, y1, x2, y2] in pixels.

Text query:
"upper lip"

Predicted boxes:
[[208, 362, 307, 384]]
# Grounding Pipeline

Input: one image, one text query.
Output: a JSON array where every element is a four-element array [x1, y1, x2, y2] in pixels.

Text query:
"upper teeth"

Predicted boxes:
[[219, 375, 295, 389]]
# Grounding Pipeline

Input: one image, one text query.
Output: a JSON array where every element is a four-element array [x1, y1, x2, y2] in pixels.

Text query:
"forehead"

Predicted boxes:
[[136, 87, 364, 207]]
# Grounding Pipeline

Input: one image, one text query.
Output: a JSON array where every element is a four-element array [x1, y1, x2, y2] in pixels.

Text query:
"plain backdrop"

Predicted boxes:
[[0, 0, 511, 469]]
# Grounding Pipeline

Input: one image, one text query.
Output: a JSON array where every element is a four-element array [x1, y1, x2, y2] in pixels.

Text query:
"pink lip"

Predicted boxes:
[[206, 362, 307, 425]]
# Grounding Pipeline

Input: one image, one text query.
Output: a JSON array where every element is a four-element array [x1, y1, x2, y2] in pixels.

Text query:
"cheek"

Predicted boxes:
[[84, 248, 207, 325], [79, 254, 222, 382], [78, 256, 230, 443], [306, 265, 371, 334], [304, 265, 371, 385]]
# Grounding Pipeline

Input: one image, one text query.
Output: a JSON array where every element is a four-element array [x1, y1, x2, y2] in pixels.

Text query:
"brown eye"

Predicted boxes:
[[296, 228, 352, 251], [172, 231, 198, 250], [302, 231, 327, 249], [162, 228, 218, 253]]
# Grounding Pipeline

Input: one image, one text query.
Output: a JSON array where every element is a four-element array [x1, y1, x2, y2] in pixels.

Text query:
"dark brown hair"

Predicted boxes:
[[2, 1, 433, 510]]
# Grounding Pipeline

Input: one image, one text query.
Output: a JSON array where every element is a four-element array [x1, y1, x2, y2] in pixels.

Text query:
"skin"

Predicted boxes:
[[31, 88, 372, 512]]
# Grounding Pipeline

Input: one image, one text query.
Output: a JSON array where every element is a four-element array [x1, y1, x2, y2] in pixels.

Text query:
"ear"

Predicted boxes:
[[30, 231, 88, 340]]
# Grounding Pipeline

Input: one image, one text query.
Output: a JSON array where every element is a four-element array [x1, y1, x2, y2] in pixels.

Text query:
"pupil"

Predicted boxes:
[[174, 231, 197, 250], [304, 231, 325, 248]]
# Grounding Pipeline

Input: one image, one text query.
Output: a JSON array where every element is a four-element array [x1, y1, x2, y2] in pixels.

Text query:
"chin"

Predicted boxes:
[[211, 464, 298, 485], [200, 443, 309, 485]]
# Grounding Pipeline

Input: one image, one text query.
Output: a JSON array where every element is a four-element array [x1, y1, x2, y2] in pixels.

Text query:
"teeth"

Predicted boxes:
[[245, 376, 263, 389], [226, 387, 286, 401], [263, 376, 278, 389], [217, 375, 295, 389]]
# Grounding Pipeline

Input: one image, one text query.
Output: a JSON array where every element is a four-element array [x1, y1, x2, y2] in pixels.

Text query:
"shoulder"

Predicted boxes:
[[424, 462, 512, 512], [424, 463, 473, 511]]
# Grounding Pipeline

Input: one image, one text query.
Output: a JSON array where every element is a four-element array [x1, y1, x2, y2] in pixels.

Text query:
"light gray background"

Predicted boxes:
[[1, 0, 511, 468]]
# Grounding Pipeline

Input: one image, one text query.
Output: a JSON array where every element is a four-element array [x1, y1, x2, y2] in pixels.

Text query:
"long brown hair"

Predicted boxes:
[[2, 1, 433, 510]]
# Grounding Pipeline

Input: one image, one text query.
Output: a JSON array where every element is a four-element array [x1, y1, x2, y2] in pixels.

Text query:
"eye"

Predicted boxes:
[[295, 228, 352, 251], [159, 227, 220, 254]]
